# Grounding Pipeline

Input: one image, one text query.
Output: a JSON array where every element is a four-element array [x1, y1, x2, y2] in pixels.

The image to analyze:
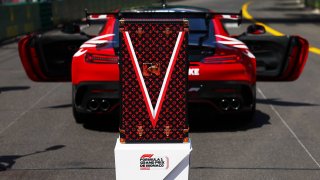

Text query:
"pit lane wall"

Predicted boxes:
[[0, 0, 157, 42]]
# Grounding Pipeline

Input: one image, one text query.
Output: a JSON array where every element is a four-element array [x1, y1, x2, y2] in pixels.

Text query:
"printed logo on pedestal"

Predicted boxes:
[[140, 154, 169, 170]]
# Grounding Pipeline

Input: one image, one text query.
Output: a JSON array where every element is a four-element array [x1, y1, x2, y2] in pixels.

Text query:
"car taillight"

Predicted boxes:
[[85, 53, 118, 64], [202, 55, 239, 64]]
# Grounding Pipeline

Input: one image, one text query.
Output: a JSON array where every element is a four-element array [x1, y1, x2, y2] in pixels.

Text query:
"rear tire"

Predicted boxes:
[[72, 85, 88, 124], [241, 84, 256, 123], [242, 99, 256, 123], [72, 104, 88, 124]]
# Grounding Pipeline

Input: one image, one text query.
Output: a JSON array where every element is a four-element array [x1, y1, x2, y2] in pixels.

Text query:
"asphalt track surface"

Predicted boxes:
[[1, 0, 320, 179]]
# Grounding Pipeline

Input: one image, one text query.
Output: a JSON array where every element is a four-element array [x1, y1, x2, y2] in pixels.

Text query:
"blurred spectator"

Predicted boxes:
[[0, 0, 42, 4], [1, 0, 25, 4]]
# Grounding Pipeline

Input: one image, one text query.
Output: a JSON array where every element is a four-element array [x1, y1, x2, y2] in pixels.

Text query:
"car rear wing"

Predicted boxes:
[[85, 10, 243, 25], [85, 10, 242, 46]]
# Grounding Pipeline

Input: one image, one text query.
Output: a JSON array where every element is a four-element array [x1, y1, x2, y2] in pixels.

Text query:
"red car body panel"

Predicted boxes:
[[71, 16, 256, 86]]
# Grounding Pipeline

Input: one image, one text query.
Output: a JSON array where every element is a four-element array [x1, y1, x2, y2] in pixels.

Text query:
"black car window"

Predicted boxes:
[[189, 18, 215, 47], [112, 18, 215, 48], [81, 21, 107, 37], [189, 18, 207, 31]]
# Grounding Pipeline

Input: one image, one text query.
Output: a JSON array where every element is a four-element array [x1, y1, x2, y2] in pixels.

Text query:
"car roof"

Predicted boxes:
[[121, 5, 210, 13]]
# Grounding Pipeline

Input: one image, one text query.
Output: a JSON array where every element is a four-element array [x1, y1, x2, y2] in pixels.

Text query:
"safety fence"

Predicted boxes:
[[303, 0, 320, 9], [0, 0, 158, 42]]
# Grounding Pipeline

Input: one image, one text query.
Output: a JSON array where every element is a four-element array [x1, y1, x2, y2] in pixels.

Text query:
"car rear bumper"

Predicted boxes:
[[73, 82, 119, 114], [188, 81, 255, 113], [73, 80, 255, 114]]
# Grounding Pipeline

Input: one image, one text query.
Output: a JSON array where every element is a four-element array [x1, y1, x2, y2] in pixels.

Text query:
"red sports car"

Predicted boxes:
[[18, 5, 309, 123]]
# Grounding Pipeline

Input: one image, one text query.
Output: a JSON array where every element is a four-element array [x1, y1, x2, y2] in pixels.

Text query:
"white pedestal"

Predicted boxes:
[[114, 138, 192, 180]]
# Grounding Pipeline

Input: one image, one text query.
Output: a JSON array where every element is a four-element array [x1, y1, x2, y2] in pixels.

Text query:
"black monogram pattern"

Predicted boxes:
[[120, 19, 188, 143]]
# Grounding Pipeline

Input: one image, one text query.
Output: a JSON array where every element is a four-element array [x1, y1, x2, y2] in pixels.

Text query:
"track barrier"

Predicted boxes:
[[0, 0, 157, 42]]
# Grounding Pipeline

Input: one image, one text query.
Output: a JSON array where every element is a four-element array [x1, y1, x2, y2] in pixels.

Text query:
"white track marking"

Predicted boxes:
[[257, 87, 320, 168], [0, 83, 62, 135]]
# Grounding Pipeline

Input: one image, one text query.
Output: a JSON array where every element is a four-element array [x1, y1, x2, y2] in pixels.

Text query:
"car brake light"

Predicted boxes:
[[85, 53, 118, 64], [202, 55, 239, 64]]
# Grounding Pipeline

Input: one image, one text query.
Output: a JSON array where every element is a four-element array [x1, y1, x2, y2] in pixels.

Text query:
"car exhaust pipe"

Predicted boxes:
[[219, 99, 230, 111], [88, 99, 100, 111], [100, 99, 110, 112], [230, 98, 241, 110]]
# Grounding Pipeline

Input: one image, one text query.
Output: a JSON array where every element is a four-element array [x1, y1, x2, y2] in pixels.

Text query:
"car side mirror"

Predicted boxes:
[[247, 24, 266, 35]]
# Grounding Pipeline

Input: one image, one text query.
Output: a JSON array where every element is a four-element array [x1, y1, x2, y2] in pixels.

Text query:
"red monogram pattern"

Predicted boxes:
[[119, 19, 189, 143]]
